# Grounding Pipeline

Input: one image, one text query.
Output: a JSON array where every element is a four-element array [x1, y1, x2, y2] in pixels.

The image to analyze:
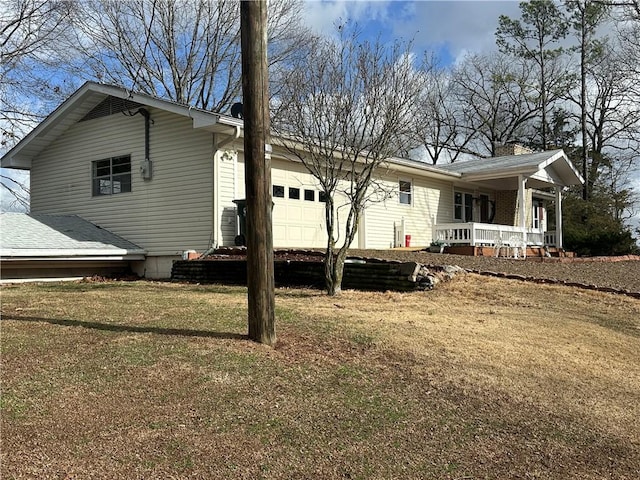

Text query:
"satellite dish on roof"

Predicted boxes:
[[231, 102, 243, 119]]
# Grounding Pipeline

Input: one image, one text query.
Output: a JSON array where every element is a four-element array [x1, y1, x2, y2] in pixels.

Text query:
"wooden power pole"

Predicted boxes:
[[240, 0, 276, 346]]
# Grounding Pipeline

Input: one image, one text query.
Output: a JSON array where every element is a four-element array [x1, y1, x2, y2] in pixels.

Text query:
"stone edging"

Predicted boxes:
[[466, 269, 640, 299], [522, 254, 640, 263]]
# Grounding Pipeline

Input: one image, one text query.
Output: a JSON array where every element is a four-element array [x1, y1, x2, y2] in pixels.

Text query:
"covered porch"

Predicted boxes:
[[433, 222, 557, 248], [434, 149, 583, 253]]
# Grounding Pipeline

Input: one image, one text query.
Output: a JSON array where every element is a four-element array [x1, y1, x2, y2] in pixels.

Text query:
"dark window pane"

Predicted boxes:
[[289, 187, 300, 199], [94, 161, 111, 177], [273, 185, 285, 197], [399, 180, 411, 205], [112, 156, 130, 166], [112, 163, 130, 175], [464, 193, 473, 222], [113, 174, 131, 193], [318, 191, 327, 203], [304, 189, 314, 201]]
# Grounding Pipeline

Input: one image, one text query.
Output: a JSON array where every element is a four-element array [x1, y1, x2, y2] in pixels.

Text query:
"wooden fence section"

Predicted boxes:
[[171, 260, 428, 292]]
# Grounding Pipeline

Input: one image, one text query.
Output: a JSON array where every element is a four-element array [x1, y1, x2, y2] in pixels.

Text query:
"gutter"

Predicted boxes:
[[215, 125, 241, 150], [1, 255, 147, 261]]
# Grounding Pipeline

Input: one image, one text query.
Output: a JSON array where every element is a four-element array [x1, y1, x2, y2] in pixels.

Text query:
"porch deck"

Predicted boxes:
[[434, 222, 556, 248]]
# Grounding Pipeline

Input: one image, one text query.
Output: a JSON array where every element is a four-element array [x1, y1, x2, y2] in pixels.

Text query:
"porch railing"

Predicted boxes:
[[434, 222, 550, 247], [544, 230, 557, 247]]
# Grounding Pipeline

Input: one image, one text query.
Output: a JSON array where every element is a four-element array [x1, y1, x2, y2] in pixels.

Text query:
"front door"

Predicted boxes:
[[479, 194, 490, 223]]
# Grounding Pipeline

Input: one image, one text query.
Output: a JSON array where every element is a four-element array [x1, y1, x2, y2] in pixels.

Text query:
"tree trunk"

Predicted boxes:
[[324, 245, 348, 296], [580, 5, 589, 201]]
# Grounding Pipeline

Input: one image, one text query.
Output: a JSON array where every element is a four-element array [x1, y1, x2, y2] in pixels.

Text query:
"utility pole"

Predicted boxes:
[[240, 0, 276, 346]]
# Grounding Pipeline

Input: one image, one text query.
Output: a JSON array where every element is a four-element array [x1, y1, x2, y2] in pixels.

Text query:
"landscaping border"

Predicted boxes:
[[467, 269, 640, 299]]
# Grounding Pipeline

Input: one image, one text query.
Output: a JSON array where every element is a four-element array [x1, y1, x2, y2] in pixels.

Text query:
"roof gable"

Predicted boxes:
[[438, 149, 583, 188], [0, 82, 241, 170]]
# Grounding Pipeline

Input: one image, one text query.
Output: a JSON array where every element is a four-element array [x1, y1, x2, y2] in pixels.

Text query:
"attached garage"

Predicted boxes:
[[270, 159, 328, 249]]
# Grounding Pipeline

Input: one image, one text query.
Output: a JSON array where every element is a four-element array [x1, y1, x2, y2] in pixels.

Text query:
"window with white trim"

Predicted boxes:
[[533, 199, 544, 229], [399, 179, 412, 205], [454, 191, 473, 222], [92, 155, 132, 196]]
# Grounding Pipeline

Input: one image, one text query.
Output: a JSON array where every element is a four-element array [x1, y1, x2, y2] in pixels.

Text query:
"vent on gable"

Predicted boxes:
[[81, 96, 144, 122]]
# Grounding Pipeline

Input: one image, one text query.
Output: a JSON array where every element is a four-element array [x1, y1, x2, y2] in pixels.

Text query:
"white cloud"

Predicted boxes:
[[301, 1, 522, 62], [391, 1, 521, 62], [302, 0, 393, 37]]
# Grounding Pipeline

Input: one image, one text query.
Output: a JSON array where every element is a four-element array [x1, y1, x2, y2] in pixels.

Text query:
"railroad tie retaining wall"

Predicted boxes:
[[171, 260, 460, 292]]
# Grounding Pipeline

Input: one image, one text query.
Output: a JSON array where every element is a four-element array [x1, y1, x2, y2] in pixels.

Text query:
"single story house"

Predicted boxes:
[[0, 82, 583, 279]]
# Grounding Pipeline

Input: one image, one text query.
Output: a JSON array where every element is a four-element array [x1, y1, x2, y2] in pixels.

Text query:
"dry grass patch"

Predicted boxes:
[[2, 277, 639, 479]]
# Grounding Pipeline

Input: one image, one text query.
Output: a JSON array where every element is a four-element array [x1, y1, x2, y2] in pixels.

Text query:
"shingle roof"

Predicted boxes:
[[435, 149, 583, 187], [437, 150, 564, 174], [0, 213, 145, 257]]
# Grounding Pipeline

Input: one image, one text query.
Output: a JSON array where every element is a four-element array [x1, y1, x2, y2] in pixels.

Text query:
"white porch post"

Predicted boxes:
[[555, 187, 563, 248], [517, 175, 527, 242]]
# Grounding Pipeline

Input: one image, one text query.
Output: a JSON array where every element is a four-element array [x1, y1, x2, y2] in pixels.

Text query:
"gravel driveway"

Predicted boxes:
[[350, 249, 640, 294]]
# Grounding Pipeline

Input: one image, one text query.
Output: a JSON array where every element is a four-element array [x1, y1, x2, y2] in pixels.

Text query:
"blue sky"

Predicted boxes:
[[301, 0, 640, 232], [2, 0, 638, 229], [301, 0, 522, 64], [1, 0, 525, 212]]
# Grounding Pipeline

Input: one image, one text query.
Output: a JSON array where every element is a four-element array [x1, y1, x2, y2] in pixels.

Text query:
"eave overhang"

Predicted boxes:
[[442, 149, 584, 190], [0, 82, 236, 170]]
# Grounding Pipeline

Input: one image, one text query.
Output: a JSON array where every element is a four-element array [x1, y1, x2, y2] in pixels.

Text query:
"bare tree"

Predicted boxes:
[[0, 0, 73, 66], [68, 0, 314, 113], [565, 0, 611, 200], [272, 27, 423, 296], [496, 0, 570, 150], [0, 171, 29, 211], [450, 53, 544, 158], [1, 0, 75, 210], [612, 1, 640, 96], [407, 55, 474, 164], [1, 0, 75, 147], [584, 44, 639, 185]]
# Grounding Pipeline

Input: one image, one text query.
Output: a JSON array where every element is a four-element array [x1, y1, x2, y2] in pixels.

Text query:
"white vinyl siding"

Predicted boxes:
[[363, 174, 453, 248], [30, 108, 214, 256], [29, 103, 459, 256], [214, 148, 241, 246]]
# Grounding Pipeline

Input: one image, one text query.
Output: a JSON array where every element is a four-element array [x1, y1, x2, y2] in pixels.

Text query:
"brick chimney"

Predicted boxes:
[[494, 143, 533, 157]]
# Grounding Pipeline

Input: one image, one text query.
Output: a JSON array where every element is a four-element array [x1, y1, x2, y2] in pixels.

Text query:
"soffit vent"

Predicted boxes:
[[80, 96, 144, 122]]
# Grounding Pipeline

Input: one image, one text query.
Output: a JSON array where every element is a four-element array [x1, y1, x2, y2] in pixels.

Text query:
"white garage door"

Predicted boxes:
[[271, 161, 327, 248]]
